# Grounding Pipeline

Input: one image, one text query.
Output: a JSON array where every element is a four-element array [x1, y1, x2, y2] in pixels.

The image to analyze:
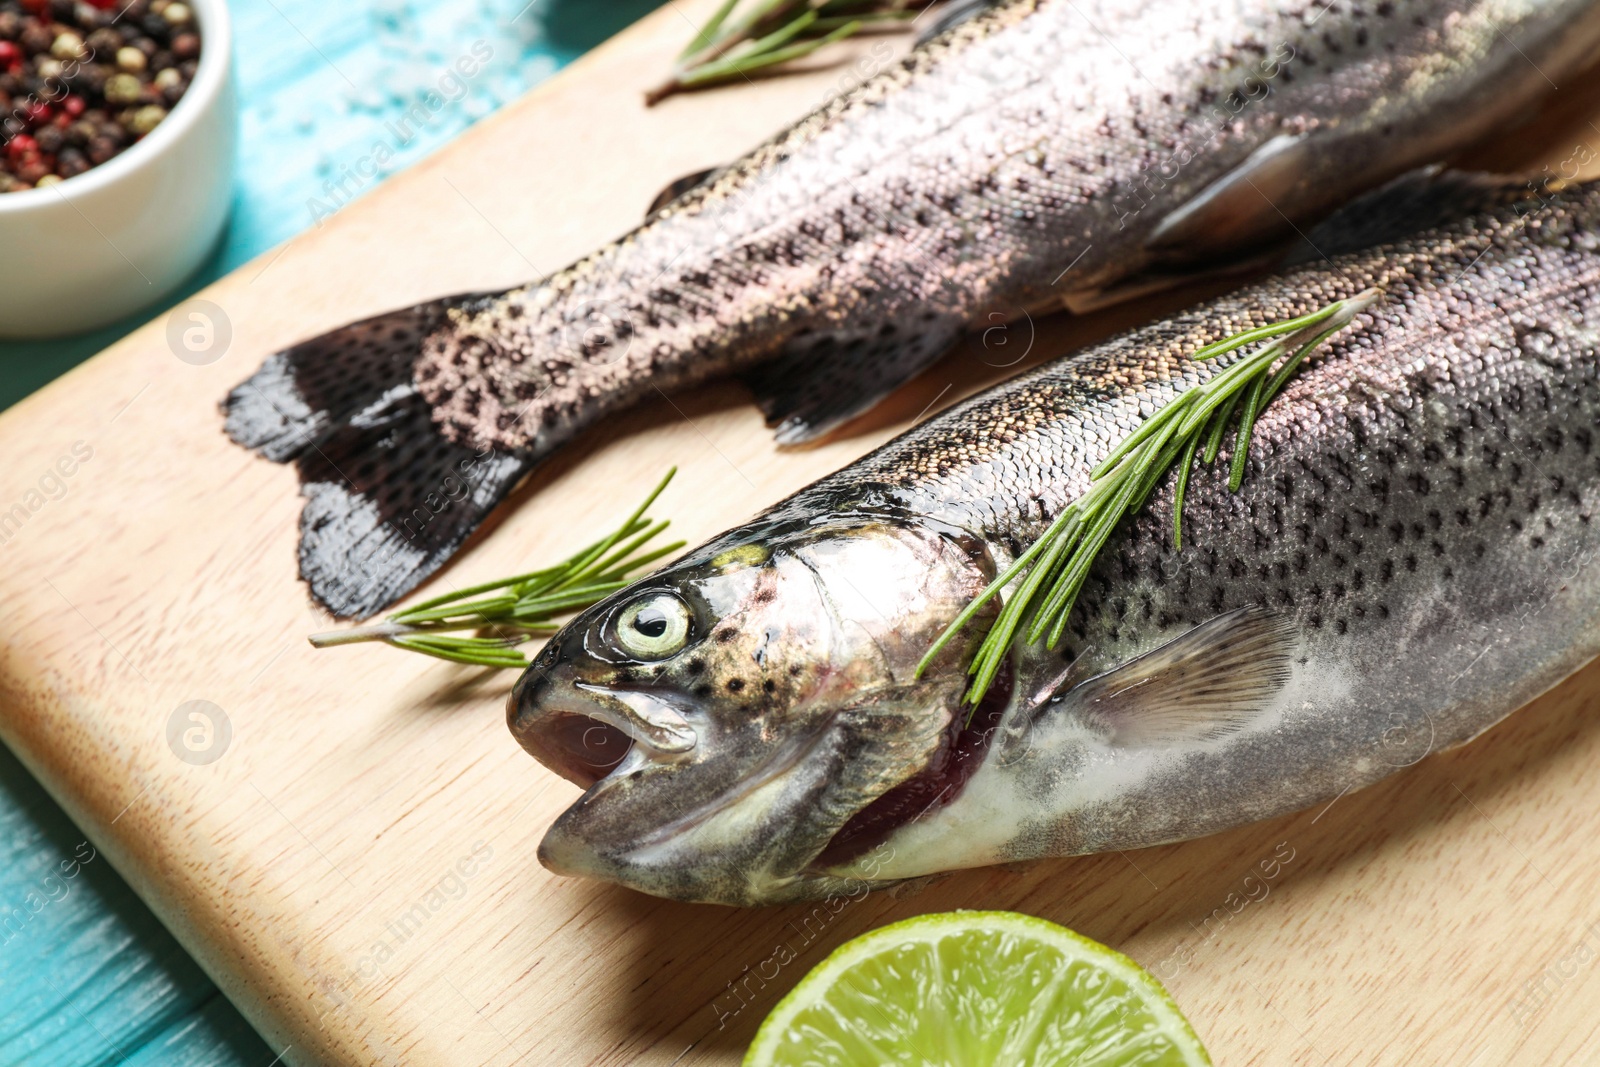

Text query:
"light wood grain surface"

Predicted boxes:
[[4, 4, 1600, 1064]]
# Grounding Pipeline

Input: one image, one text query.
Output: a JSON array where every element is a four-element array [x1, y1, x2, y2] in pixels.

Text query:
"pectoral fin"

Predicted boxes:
[[1063, 607, 1297, 746], [742, 318, 962, 446], [1146, 134, 1313, 259]]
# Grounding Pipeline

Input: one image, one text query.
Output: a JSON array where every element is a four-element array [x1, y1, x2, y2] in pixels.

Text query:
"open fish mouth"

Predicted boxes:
[[510, 662, 1016, 887], [514, 708, 636, 788], [509, 675, 698, 788]]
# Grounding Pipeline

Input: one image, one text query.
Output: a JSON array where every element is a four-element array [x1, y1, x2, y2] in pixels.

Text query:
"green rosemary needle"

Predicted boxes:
[[646, 0, 934, 106], [308, 469, 685, 669], [917, 289, 1382, 709]]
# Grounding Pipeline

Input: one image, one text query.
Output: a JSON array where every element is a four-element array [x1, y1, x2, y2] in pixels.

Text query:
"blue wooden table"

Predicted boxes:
[[0, 2, 660, 1061]]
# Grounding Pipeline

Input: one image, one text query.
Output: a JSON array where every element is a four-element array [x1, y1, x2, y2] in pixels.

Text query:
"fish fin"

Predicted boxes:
[[1070, 167, 1524, 307], [1063, 607, 1297, 747], [915, 0, 1003, 44], [1145, 133, 1314, 259], [1061, 276, 1189, 316], [1060, 248, 1283, 315], [224, 297, 529, 618], [646, 166, 724, 217], [1286, 166, 1540, 264], [741, 320, 961, 446], [293, 385, 531, 618], [222, 293, 492, 463], [887, 875, 943, 900]]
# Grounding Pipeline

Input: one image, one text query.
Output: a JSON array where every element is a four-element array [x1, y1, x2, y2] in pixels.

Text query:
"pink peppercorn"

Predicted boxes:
[[6, 133, 38, 161]]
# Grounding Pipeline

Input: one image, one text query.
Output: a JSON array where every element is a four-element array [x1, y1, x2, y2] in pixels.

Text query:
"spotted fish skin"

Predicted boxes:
[[419, 0, 1600, 454], [512, 182, 1600, 905], [227, 0, 1600, 618], [815, 182, 1600, 883]]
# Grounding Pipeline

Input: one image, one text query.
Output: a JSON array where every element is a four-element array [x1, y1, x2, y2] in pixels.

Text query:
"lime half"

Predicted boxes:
[[744, 910, 1210, 1067]]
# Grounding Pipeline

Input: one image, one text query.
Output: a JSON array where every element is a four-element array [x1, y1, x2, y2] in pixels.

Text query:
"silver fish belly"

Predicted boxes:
[[224, 0, 1600, 618], [511, 180, 1600, 905]]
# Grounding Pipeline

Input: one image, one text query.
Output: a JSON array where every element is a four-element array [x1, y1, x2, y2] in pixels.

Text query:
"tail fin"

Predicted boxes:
[[224, 297, 532, 619], [223, 295, 485, 461]]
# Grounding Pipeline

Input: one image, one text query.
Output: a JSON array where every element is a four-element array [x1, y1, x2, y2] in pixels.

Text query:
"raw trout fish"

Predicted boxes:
[[224, 0, 1600, 617], [509, 175, 1600, 905]]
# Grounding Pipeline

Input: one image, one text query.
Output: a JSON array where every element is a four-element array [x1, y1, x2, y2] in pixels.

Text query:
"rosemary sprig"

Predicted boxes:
[[646, 0, 936, 106], [917, 289, 1382, 708], [308, 470, 685, 669]]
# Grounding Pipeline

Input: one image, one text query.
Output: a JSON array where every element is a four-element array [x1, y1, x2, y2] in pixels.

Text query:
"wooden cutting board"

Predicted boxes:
[[5, 4, 1600, 1064]]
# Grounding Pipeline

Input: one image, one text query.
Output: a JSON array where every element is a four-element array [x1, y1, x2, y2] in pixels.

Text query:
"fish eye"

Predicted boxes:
[[614, 593, 692, 660]]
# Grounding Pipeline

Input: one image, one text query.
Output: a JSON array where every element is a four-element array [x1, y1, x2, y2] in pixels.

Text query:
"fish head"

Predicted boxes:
[[508, 516, 995, 905]]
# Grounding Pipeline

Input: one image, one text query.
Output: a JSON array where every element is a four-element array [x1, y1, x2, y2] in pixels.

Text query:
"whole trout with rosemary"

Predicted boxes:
[[508, 177, 1600, 905], [225, 0, 1600, 618]]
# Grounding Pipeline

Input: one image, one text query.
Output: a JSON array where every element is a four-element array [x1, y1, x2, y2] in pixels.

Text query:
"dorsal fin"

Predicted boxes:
[[915, 0, 1004, 44], [646, 166, 724, 217], [1287, 166, 1540, 264], [1055, 607, 1297, 747]]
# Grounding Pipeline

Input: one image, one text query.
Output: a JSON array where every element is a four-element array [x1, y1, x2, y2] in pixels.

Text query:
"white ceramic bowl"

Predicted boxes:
[[0, 0, 236, 339]]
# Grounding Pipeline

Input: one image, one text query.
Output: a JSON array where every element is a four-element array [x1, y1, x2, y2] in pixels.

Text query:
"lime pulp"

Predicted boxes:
[[743, 909, 1211, 1067]]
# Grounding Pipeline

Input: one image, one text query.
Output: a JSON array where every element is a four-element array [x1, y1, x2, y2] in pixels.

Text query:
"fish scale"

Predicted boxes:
[[820, 202, 1597, 667], [511, 181, 1600, 905], [226, 0, 1600, 618]]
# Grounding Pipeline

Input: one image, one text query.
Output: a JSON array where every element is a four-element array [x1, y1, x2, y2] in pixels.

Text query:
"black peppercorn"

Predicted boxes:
[[56, 143, 86, 175], [85, 133, 117, 164], [20, 23, 53, 54], [85, 26, 120, 54]]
